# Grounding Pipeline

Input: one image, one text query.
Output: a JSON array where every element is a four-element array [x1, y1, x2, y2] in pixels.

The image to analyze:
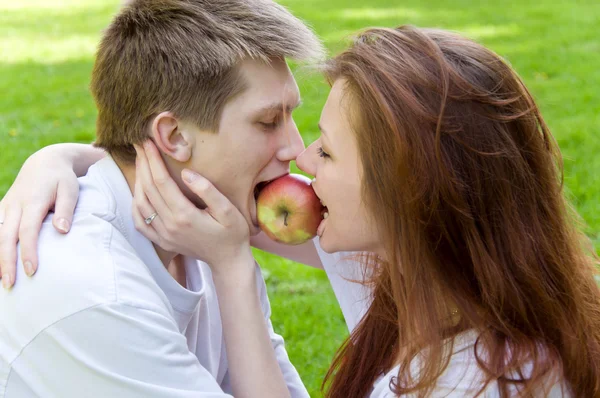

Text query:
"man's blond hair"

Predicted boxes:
[[92, 0, 324, 163]]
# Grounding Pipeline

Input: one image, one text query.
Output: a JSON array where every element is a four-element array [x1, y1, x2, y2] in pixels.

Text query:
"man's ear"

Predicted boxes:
[[150, 111, 193, 162]]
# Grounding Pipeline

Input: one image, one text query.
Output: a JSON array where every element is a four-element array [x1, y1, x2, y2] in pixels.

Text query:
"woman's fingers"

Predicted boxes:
[[18, 203, 52, 277], [13, 177, 80, 278], [132, 175, 172, 245], [131, 145, 248, 265], [52, 176, 79, 234], [0, 206, 23, 289], [132, 197, 164, 248], [134, 145, 171, 219], [140, 141, 194, 215], [182, 169, 242, 228]]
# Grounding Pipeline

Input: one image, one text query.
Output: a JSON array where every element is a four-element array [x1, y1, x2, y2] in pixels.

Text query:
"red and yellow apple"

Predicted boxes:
[[256, 173, 324, 245]]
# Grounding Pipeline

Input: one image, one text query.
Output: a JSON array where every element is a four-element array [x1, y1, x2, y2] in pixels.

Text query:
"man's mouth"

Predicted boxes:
[[253, 181, 271, 200], [253, 173, 289, 200], [250, 180, 275, 230]]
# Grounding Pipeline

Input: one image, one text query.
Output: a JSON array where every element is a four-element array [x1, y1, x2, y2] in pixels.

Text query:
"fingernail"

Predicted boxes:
[[24, 261, 35, 277], [183, 169, 198, 183], [2, 274, 12, 289], [57, 218, 71, 233], [143, 141, 151, 150]]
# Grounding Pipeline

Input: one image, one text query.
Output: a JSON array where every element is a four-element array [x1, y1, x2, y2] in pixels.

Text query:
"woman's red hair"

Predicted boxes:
[[322, 26, 600, 397]]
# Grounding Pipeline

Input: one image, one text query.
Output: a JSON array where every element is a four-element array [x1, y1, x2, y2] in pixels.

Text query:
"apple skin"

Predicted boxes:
[[256, 173, 323, 245]]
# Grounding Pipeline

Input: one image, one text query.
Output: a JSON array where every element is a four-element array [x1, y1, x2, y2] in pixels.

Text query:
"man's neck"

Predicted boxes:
[[116, 160, 178, 269]]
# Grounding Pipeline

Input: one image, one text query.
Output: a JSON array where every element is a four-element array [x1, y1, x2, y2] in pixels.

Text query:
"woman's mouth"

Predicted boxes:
[[317, 198, 329, 237], [321, 202, 329, 219]]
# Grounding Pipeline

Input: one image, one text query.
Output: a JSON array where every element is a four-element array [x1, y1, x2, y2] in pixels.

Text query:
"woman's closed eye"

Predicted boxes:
[[317, 146, 330, 158]]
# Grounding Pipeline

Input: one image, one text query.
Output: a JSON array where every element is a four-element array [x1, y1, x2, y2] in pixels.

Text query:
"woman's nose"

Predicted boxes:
[[296, 144, 316, 176]]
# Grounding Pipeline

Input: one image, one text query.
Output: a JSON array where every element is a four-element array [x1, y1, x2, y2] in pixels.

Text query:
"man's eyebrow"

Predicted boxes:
[[254, 98, 303, 115]]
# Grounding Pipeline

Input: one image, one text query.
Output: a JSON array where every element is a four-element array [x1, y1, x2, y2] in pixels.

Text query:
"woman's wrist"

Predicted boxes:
[[213, 252, 289, 398], [35, 143, 105, 177], [211, 251, 257, 292], [69, 144, 106, 176]]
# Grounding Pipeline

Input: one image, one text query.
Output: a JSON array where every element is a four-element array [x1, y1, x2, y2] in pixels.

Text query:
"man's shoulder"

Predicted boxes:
[[30, 174, 130, 305], [14, 209, 119, 311], [28, 157, 160, 310], [1, 213, 170, 362]]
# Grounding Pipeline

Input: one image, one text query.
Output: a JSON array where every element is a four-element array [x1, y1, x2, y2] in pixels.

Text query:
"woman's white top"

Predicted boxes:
[[313, 238, 571, 397]]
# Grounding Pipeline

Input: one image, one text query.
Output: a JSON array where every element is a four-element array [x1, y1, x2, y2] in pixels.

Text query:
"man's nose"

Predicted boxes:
[[277, 121, 305, 162]]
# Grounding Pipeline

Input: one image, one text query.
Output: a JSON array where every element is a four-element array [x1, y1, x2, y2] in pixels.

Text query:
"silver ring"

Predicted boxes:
[[144, 212, 158, 225]]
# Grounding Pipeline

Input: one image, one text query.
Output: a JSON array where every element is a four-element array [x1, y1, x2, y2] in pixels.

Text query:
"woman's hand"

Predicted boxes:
[[134, 141, 290, 398], [0, 144, 101, 287], [133, 141, 252, 278]]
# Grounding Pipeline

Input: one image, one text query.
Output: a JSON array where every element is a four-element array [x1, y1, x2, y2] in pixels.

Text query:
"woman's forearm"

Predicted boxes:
[[213, 258, 291, 398], [38, 143, 106, 177]]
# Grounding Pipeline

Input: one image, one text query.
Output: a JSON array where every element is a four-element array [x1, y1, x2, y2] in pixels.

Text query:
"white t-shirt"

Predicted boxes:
[[314, 239, 571, 397], [0, 158, 308, 398]]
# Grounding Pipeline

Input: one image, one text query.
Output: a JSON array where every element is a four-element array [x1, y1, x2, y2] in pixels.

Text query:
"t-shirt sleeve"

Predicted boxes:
[[5, 302, 233, 398], [312, 237, 372, 332]]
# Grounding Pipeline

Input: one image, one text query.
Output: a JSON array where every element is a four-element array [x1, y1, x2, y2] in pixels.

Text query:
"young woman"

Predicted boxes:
[[2, 26, 600, 397]]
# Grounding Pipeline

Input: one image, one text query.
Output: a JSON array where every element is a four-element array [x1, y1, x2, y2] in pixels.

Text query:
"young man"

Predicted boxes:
[[0, 0, 323, 396]]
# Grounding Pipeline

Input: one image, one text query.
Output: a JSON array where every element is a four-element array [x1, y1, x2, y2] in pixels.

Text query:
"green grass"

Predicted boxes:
[[1, 0, 599, 396]]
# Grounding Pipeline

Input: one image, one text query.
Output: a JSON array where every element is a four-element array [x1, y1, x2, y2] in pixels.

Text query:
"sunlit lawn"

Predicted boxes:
[[1, 0, 599, 396]]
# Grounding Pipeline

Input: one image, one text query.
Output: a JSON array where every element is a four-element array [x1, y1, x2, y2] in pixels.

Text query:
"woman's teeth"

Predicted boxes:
[[318, 197, 328, 219]]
